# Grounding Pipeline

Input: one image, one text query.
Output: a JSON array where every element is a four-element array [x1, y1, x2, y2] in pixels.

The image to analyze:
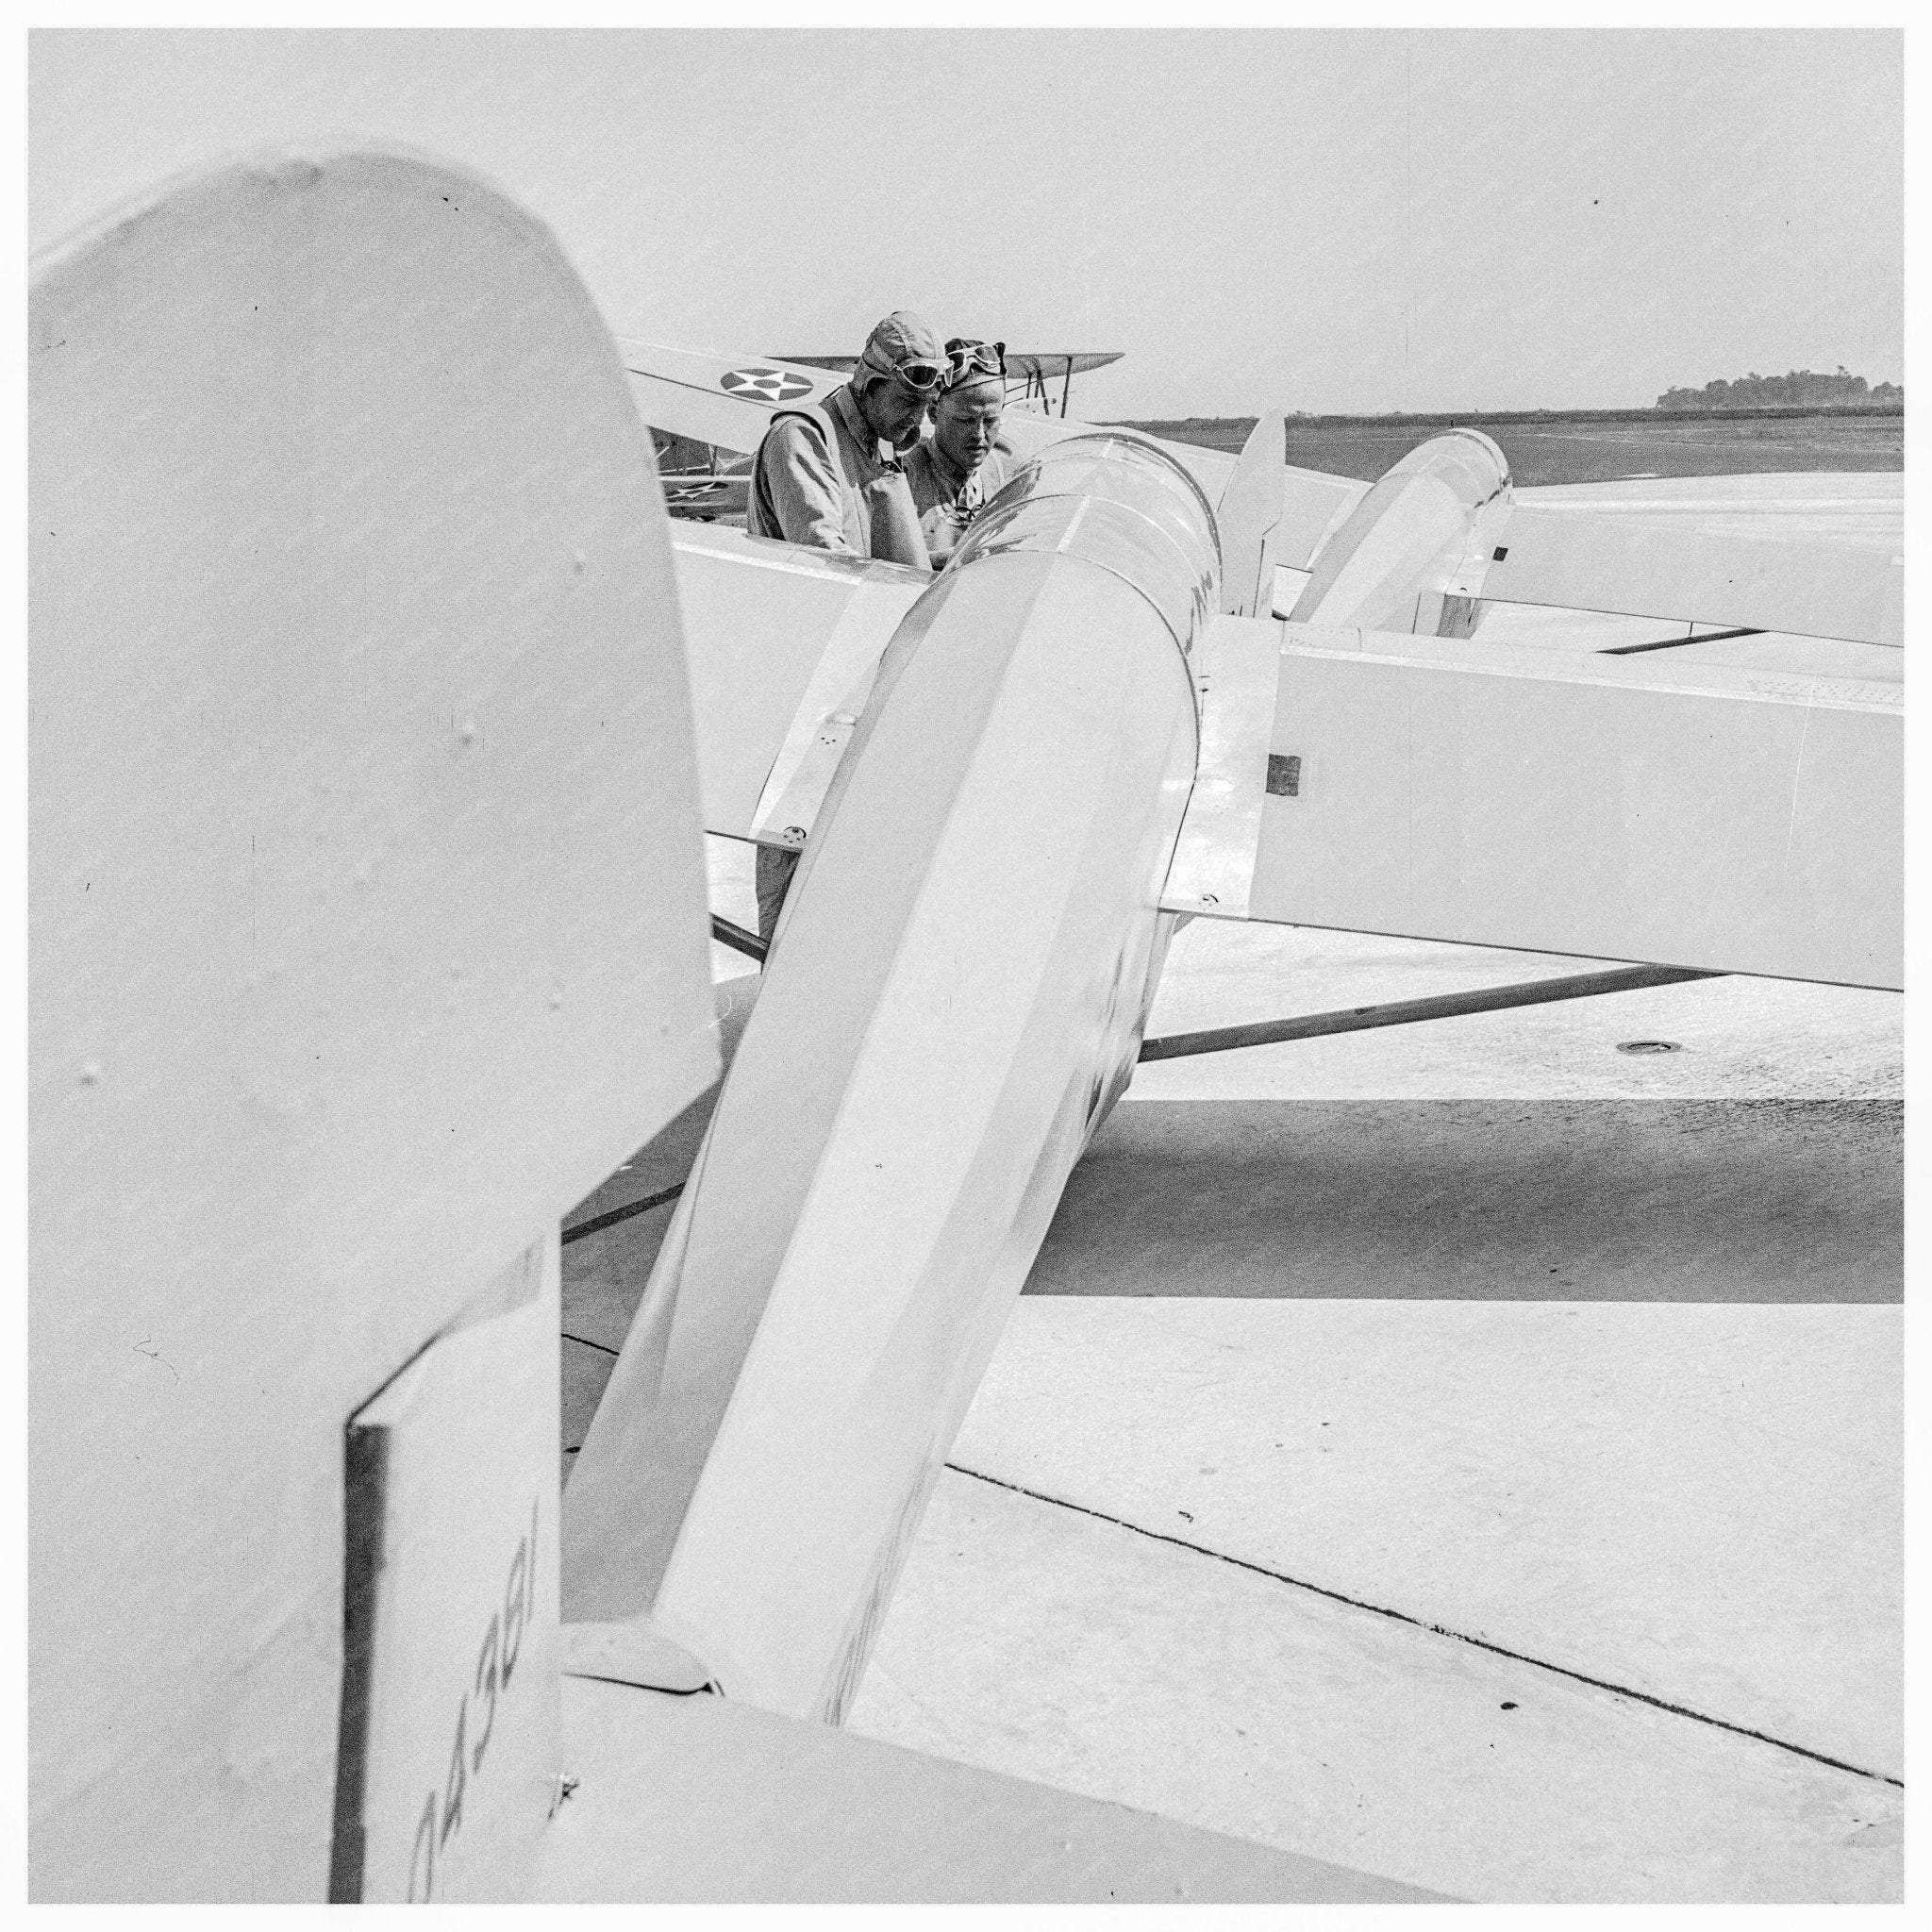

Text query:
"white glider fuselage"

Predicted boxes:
[[564, 436, 1218, 1714]]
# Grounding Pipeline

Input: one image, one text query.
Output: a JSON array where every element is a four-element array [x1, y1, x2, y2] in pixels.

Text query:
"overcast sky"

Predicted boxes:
[[30, 28, 1902, 418]]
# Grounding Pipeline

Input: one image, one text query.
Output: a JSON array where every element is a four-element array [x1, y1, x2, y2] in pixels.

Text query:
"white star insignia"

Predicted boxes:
[[721, 367, 813, 403]]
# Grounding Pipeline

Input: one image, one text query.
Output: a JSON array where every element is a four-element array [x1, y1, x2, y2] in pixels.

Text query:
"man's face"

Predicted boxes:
[[934, 383, 1005, 473], [858, 370, 933, 451]]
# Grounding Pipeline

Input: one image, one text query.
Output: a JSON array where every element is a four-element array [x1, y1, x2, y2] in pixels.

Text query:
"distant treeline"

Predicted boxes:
[[1657, 368, 1901, 411], [1117, 403, 1903, 441]]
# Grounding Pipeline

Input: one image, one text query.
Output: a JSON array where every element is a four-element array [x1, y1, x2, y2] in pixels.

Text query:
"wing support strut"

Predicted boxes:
[[1138, 962, 1722, 1062], [563, 1182, 687, 1247], [710, 913, 768, 963], [1600, 627, 1763, 658]]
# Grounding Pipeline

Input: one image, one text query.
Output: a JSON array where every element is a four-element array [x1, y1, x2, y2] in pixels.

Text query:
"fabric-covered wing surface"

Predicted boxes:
[[1470, 472, 1902, 647], [1478, 508, 1901, 646], [671, 525, 927, 840], [1163, 615, 1900, 991], [617, 338, 845, 456]]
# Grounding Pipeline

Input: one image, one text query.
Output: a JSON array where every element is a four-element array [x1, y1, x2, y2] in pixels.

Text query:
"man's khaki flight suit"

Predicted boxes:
[[745, 384, 929, 941]]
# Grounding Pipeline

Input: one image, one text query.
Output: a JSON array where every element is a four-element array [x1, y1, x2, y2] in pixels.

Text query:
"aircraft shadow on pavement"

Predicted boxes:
[[1024, 1096, 1900, 1305]]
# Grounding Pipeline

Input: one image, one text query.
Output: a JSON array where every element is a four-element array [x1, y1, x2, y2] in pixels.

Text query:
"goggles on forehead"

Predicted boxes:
[[944, 339, 1007, 389], [860, 342, 947, 394]]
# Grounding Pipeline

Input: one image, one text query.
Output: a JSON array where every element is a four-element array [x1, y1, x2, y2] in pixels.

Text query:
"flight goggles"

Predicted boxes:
[[860, 342, 947, 393], [943, 339, 1007, 388]]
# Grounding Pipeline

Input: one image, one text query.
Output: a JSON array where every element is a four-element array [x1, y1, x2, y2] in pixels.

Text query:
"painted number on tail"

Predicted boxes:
[[407, 1498, 540, 1903]]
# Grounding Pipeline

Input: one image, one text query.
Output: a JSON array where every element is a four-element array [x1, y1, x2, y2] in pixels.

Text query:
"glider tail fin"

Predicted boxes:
[[1213, 408, 1286, 618]]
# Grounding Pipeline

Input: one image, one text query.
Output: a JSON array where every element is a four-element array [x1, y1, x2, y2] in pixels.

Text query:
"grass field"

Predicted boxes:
[[669, 408, 1902, 530], [1114, 411, 1904, 487]]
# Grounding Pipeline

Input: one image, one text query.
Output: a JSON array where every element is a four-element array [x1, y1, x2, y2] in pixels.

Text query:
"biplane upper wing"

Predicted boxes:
[[774, 350, 1125, 379], [616, 338, 847, 456]]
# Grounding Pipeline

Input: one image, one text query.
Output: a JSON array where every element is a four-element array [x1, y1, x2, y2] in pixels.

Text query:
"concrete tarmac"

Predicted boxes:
[[561, 836, 1902, 1901], [852, 1444, 1901, 1903]]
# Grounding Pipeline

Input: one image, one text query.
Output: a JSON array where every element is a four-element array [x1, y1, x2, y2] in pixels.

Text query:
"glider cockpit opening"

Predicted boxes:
[[950, 431, 1222, 658]]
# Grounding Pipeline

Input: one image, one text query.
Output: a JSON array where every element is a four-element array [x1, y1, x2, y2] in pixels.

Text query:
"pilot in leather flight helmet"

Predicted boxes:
[[933, 339, 1008, 475], [851, 310, 944, 451]]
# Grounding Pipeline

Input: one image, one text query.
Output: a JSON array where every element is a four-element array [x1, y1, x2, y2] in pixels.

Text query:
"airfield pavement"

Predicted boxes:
[[559, 833, 1901, 1906]]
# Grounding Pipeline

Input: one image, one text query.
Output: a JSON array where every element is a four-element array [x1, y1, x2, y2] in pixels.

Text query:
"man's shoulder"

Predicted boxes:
[[758, 406, 838, 467], [763, 406, 834, 444]]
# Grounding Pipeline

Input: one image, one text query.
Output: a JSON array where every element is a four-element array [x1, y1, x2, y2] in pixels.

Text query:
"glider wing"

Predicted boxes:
[[670, 524, 927, 842], [1163, 614, 1901, 990], [1476, 480, 1903, 646]]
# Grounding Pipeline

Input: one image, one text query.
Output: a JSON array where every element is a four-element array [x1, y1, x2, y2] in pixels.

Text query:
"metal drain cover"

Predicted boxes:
[[1616, 1040, 1683, 1055]]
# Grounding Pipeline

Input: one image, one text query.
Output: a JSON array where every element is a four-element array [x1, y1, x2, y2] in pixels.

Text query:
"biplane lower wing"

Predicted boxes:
[[1163, 614, 1902, 991]]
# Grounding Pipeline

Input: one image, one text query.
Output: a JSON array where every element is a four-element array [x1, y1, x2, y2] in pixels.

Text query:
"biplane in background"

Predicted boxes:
[[638, 345, 1128, 521], [779, 346, 1125, 418], [31, 151, 1900, 1904], [647, 428, 753, 521]]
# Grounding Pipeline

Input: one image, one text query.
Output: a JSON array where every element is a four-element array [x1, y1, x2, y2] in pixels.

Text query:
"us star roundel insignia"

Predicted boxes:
[[720, 366, 814, 403]]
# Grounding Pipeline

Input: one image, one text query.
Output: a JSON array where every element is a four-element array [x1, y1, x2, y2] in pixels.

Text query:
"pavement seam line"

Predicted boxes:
[[942, 1460, 1902, 1790]]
